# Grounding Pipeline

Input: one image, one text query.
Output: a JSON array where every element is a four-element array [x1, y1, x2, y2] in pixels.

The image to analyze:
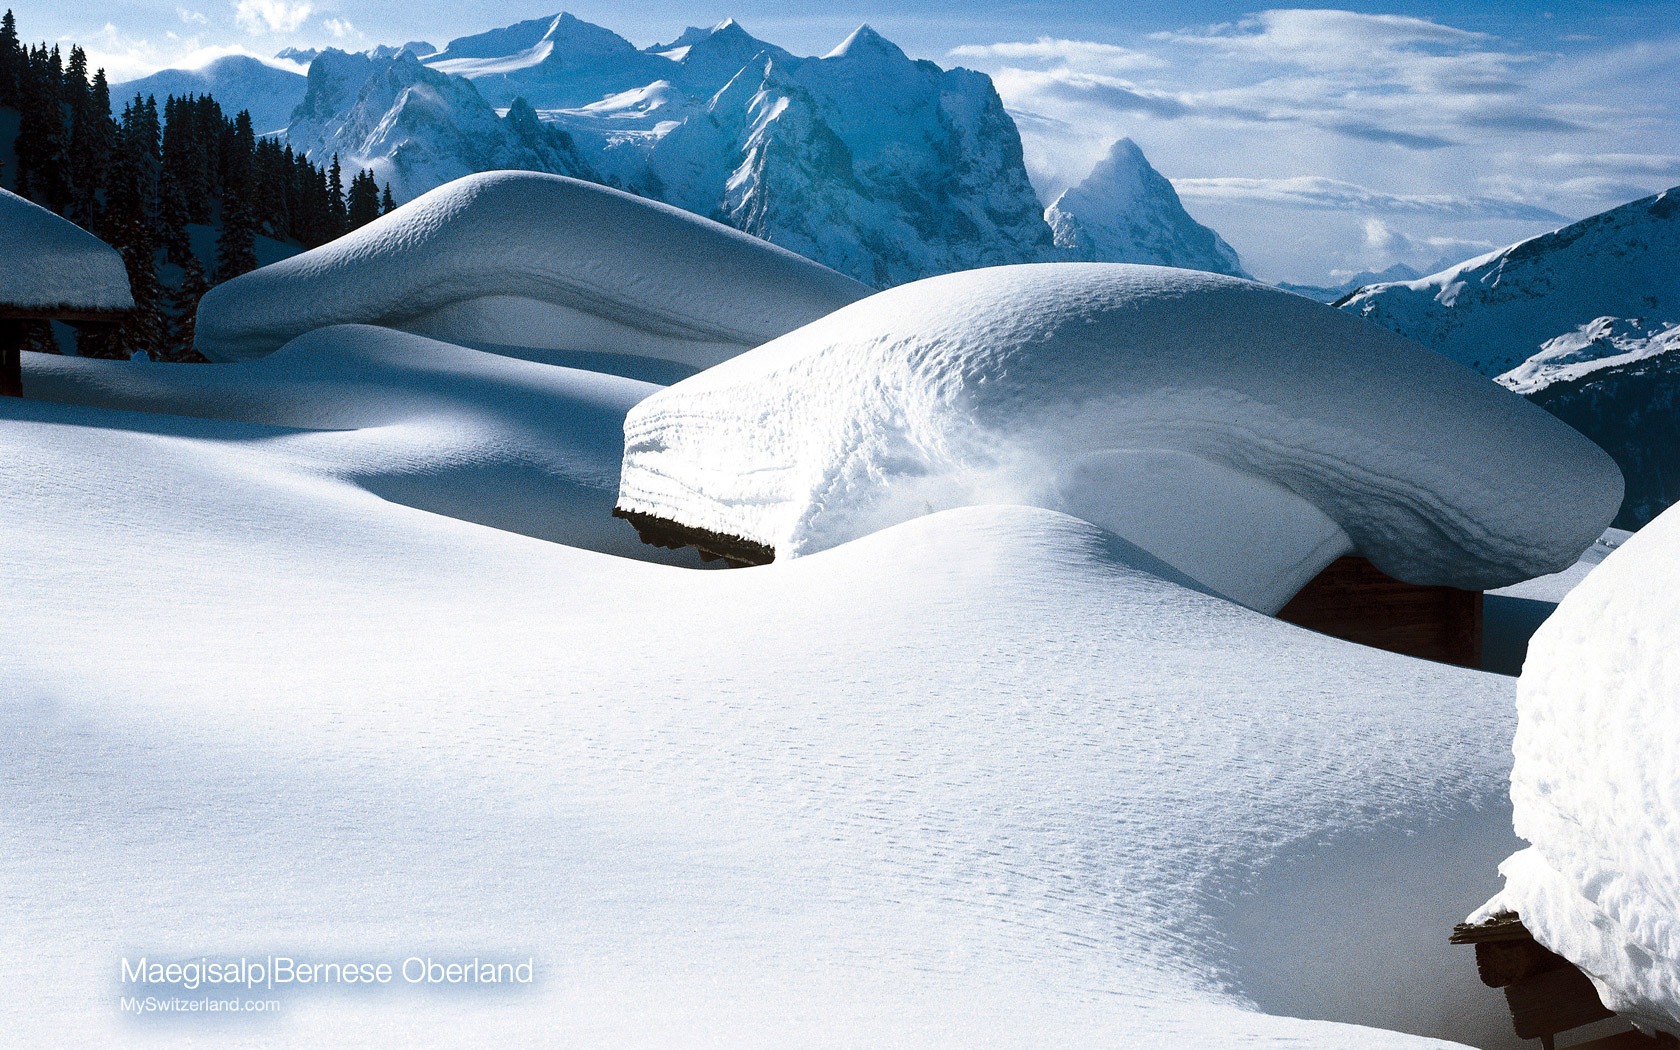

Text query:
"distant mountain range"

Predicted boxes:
[[1343, 187, 1680, 528], [113, 14, 1244, 288]]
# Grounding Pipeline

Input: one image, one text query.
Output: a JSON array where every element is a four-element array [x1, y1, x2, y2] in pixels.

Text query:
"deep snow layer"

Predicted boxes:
[[193, 171, 870, 364], [618, 263, 1621, 612], [4, 339, 1526, 1047], [0, 187, 134, 314], [1479, 504, 1680, 1037]]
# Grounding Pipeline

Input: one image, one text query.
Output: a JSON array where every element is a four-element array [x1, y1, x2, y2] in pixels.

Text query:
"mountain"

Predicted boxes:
[[1342, 187, 1680, 529], [113, 55, 307, 135], [1339, 188, 1680, 377], [426, 12, 672, 109], [287, 50, 594, 201], [1045, 138, 1245, 277], [1279, 262, 1422, 303], [280, 15, 1243, 289]]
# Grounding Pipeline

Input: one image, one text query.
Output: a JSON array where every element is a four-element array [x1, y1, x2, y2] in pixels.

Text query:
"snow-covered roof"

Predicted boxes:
[[617, 263, 1622, 611], [193, 171, 870, 364], [1479, 502, 1680, 1037], [0, 188, 134, 317]]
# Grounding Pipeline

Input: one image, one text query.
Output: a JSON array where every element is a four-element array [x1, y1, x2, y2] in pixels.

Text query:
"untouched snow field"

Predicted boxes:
[[619, 264, 1619, 612], [4, 319, 1536, 1048], [1480, 504, 1680, 1036]]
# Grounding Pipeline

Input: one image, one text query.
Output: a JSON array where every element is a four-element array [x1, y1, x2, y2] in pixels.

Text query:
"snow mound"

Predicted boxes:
[[618, 263, 1621, 612], [0, 187, 134, 315], [193, 171, 869, 364], [24, 325, 706, 565], [1483, 502, 1680, 1037]]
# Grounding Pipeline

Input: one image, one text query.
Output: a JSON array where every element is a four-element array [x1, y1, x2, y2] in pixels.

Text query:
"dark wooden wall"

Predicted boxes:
[[1278, 556, 1483, 668]]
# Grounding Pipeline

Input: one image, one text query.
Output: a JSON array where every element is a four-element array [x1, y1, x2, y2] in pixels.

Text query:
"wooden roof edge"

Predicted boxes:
[[612, 507, 776, 568], [1451, 910, 1531, 944], [0, 304, 134, 324]]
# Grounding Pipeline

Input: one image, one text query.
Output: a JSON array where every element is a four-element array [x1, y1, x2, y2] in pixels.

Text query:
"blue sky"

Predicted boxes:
[[9, 1, 1679, 281]]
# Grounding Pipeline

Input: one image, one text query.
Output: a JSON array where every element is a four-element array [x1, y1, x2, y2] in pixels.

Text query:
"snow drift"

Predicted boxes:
[[1478, 503, 1680, 1038], [0, 187, 134, 315], [193, 171, 870, 365], [618, 263, 1622, 611]]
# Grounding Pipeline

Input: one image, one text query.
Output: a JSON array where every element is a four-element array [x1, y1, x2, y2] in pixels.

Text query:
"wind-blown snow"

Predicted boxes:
[[1476, 503, 1680, 1038], [4, 324, 1530, 1044], [619, 263, 1621, 612], [0, 187, 134, 314], [194, 171, 870, 364]]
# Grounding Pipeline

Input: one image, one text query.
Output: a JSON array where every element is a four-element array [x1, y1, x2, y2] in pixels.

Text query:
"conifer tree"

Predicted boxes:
[[164, 254, 210, 361], [215, 110, 259, 280], [346, 168, 380, 229], [0, 10, 21, 107], [326, 153, 348, 237], [381, 182, 396, 215]]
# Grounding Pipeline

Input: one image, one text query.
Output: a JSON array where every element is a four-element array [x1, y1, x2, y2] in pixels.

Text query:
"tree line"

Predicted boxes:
[[0, 10, 396, 360]]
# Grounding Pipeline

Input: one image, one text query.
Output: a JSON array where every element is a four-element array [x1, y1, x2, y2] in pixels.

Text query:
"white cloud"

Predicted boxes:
[[232, 0, 313, 35], [948, 37, 1165, 73], [323, 17, 356, 39], [177, 8, 210, 25], [1174, 176, 1569, 222]]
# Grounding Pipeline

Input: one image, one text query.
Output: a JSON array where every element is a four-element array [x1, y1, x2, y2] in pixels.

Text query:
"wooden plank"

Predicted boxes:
[[1279, 556, 1483, 667], [1504, 963, 1615, 1040]]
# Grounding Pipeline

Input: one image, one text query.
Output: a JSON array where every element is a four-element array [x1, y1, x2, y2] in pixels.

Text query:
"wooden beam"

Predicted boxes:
[[1, 319, 23, 398], [1279, 556, 1483, 667]]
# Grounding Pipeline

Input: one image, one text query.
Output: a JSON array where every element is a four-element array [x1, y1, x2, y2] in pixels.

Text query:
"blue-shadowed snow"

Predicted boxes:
[[1, 318, 1540, 1047], [193, 171, 870, 365], [0, 187, 134, 314], [1473, 503, 1680, 1037], [618, 263, 1621, 612]]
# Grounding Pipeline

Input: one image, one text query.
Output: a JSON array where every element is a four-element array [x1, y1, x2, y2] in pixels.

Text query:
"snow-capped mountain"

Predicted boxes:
[[1342, 187, 1680, 529], [113, 55, 307, 135], [1278, 262, 1422, 303], [1340, 188, 1680, 377], [287, 49, 593, 200], [1045, 138, 1245, 277], [266, 15, 1244, 288]]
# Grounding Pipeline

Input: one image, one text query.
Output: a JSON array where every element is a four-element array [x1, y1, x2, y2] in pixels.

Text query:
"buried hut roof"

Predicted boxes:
[[615, 263, 1623, 612], [0, 187, 134, 318], [193, 171, 870, 367]]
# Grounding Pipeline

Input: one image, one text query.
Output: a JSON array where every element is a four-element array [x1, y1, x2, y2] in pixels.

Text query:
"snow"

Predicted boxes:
[[193, 171, 870, 365], [1340, 187, 1680, 377], [1497, 316, 1680, 395], [4, 320, 1532, 1045], [0, 187, 134, 315], [1046, 138, 1247, 277], [619, 262, 1621, 612], [113, 55, 308, 136], [1475, 503, 1680, 1038]]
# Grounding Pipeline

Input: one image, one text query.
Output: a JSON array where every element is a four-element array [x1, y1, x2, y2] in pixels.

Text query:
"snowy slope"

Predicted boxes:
[[1499, 319, 1680, 529], [113, 55, 307, 136], [286, 50, 595, 201], [1045, 138, 1246, 277], [0, 186, 133, 313], [194, 171, 870, 364], [618, 263, 1620, 612], [1339, 187, 1680, 377], [1477, 502, 1680, 1039], [1280, 263, 1423, 304], [4, 331, 1530, 1046]]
